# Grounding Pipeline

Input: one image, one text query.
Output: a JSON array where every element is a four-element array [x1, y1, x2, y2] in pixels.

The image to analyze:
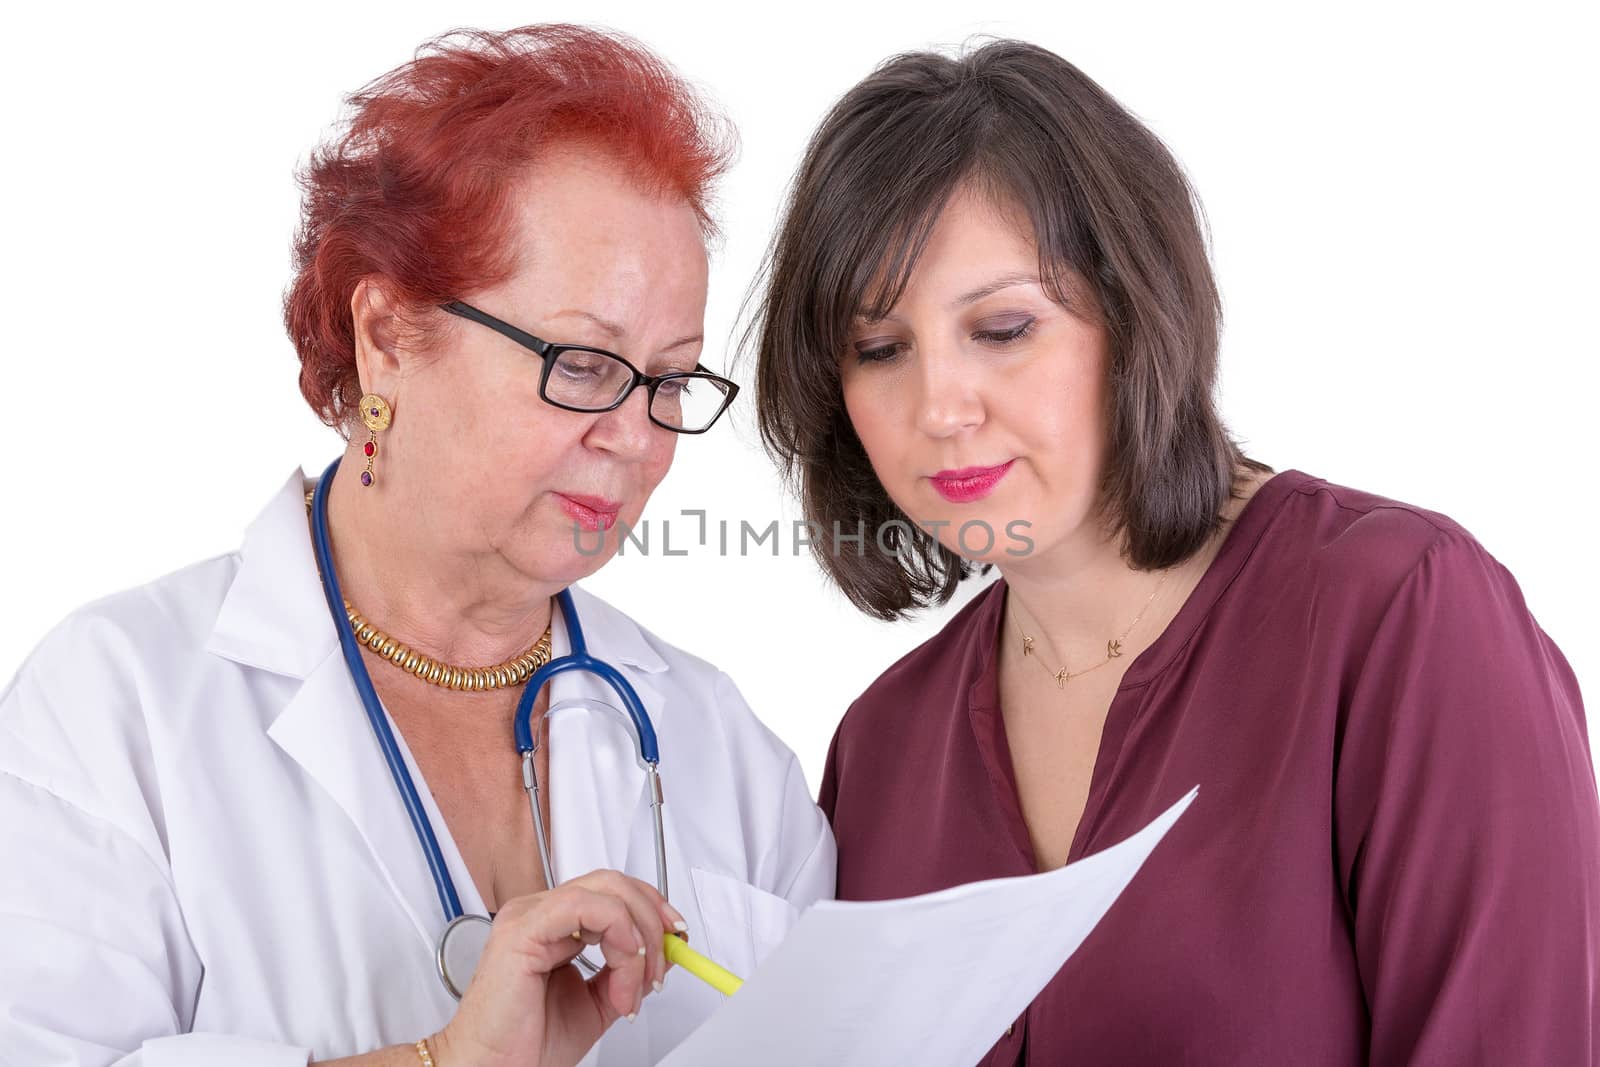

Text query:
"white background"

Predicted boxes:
[[2, 1, 1595, 796]]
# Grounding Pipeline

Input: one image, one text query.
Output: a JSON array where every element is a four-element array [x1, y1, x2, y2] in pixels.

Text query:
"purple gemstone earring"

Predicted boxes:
[[357, 393, 392, 486]]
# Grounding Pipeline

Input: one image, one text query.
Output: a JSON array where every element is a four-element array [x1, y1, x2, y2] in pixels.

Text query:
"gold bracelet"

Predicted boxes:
[[414, 1037, 435, 1066]]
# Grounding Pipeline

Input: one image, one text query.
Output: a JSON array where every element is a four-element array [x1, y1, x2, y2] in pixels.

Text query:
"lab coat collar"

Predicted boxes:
[[204, 470, 333, 678], [206, 467, 672, 946]]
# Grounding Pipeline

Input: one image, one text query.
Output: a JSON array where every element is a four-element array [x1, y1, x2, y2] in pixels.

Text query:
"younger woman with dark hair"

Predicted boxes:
[[751, 39, 1599, 1064]]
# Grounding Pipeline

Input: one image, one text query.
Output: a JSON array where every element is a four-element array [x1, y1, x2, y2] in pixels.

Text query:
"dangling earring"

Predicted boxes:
[[357, 393, 392, 486]]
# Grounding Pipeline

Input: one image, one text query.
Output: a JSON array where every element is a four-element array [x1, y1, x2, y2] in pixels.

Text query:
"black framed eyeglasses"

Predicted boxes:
[[441, 301, 738, 434]]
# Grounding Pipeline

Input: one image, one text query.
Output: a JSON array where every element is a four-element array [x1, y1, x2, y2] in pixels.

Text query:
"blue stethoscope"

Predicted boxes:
[[309, 457, 670, 999]]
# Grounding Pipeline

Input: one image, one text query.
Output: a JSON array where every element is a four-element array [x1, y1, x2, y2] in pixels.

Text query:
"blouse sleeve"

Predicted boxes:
[[1334, 528, 1600, 1064]]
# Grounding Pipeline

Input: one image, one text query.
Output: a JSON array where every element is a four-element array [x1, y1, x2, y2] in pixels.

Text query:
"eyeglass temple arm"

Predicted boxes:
[[441, 301, 553, 357]]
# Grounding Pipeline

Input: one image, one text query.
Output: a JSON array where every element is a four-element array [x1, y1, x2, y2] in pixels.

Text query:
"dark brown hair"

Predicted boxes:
[[746, 38, 1267, 620]]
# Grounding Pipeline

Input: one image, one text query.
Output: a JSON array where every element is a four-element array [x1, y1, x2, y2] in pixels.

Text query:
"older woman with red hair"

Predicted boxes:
[[0, 25, 832, 1067]]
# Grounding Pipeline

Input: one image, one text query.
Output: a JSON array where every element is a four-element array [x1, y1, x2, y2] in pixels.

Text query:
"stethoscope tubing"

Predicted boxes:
[[311, 457, 465, 922]]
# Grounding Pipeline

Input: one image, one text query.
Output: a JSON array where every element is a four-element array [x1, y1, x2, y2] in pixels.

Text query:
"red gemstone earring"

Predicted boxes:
[[357, 393, 392, 486]]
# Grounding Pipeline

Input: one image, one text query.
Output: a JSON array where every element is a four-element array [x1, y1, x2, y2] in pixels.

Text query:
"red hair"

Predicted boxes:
[[284, 24, 735, 428]]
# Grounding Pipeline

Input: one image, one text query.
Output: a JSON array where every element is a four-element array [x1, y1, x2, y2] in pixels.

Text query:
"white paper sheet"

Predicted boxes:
[[658, 786, 1197, 1067]]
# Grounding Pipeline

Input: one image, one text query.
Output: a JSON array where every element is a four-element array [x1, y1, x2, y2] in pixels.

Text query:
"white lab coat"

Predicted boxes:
[[0, 470, 836, 1067]]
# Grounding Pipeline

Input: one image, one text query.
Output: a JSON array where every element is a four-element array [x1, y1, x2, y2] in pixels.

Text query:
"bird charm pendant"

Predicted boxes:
[[1011, 569, 1169, 696]]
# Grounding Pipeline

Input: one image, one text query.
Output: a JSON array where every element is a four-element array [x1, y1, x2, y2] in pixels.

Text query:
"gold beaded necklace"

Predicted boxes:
[[343, 602, 553, 692], [1009, 571, 1170, 689], [305, 488, 553, 692]]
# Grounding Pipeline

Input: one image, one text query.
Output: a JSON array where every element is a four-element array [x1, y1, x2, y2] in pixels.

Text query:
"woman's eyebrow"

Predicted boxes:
[[658, 333, 704, 353], [551, 307, 701, 353], [851, 309, 904, 327], [551, 307, 626, 337], [848, 271, 1043, 326], [949, 272, 1041, 309]]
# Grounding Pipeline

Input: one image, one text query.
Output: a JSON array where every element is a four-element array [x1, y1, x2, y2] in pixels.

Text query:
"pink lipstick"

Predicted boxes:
[[555, 492, 622, 532], [929, 460, 1014, 503]]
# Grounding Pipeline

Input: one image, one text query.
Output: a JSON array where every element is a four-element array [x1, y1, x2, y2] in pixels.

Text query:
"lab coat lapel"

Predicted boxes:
[[205, 469, 452, 950], [267, 649, 447, 950], [546, 587, 668, 887]]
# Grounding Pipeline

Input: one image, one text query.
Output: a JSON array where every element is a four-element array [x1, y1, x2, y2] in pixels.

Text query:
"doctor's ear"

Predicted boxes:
[[350, 277, 425, 397]]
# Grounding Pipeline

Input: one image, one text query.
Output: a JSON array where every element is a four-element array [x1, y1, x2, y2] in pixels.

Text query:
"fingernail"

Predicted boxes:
[[626, 1012, 637, 1023], [653, 979, 663, 993], [672, 920, 688, 932], [637, 944, 647, 956]]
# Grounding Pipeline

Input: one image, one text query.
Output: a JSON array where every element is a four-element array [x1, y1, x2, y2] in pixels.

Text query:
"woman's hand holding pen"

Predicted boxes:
[[432, 870, 685, 1067]]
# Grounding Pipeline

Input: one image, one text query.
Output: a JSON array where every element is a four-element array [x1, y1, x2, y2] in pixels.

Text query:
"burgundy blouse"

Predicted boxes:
[[819, 470, 1600, 1065]]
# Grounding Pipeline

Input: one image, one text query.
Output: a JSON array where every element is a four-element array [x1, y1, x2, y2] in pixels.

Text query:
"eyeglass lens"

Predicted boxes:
[[547, 349, 731, 431]]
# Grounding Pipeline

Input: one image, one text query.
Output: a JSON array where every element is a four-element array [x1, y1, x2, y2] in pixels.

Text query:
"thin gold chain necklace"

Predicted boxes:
[[1008, 571, 1170, 689], [305, 488, 553, 692]]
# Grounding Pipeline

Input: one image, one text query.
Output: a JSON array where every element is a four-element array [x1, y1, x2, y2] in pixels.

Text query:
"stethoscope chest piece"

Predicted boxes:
[[437, 914, 494, 1000]]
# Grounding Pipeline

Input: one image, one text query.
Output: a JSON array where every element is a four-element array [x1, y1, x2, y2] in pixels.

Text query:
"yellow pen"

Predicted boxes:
[[662, 933, 744, 996]]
